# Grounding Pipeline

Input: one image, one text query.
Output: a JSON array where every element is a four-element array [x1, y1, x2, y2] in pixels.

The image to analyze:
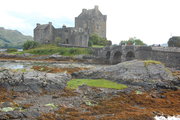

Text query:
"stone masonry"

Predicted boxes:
[[95, 45, 180, 68], [34, 6, 106, 47]]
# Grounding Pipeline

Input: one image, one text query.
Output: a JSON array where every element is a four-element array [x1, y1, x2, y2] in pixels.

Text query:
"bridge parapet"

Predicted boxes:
[[152, 47, 180, 52], [95, 45, 180, 68]]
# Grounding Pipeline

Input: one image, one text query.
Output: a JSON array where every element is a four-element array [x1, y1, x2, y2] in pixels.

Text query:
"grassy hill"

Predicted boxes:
[[14, 44, 92, 56], [0, 27, 33, 48]]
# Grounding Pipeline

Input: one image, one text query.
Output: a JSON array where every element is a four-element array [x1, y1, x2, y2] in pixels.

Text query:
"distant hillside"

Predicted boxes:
[[0, 27, 33, 48]]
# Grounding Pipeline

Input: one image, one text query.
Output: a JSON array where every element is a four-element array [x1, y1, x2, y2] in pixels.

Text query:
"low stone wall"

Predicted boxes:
[[152, 47, 180, 52], [96, 46, 180, 68], [151, 50, 180, 68]]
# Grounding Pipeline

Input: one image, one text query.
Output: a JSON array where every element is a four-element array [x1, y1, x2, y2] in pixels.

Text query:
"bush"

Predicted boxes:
[[120, 37, 146, 45], [69, 49, 79, 54], [89, 34, 111, 46], [6, 48, 18, 53], [88, 40, 93, 47], [168, 37, 180, 47], [23, 41, 39, 50]]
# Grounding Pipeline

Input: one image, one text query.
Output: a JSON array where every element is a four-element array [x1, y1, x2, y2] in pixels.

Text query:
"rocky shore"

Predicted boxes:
[[73, 60, 179, 90], [0, 57, 179, 120]]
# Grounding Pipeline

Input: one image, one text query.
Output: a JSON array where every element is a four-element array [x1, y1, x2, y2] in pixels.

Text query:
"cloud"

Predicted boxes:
[[1, 0, 180, 45]]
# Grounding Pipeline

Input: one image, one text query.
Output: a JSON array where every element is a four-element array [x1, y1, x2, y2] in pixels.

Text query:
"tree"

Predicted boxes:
[[120, 37, 146, 45], [55, 37, 63, 44], [23, 40, 39, 50], [89, 34, 111, 46], [88, 40, 93, 47], [6, 48, 18, 53], [168, 36, 180, 47]]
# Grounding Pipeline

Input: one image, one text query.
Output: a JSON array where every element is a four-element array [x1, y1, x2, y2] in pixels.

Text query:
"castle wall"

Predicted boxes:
[[54, 27, 89, 47]]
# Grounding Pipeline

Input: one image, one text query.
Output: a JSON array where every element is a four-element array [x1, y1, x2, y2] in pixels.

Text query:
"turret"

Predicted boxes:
[[36, 23, 40, 27], [82, 9, 87, 13], [94, 5, 99, 10], [62, 25, 66, 28], [49, 22, 52, 25]]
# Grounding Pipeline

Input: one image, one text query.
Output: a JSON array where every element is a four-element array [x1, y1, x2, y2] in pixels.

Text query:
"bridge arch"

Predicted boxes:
[[112, 51, 122, 64], [126, 51, 135, 61], [106, 51, 111, 59]]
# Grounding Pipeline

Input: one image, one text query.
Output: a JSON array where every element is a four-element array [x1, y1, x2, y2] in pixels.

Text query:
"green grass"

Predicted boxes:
[[67, 79, 128, 89], [92, 45, 105, 48], [13, 44, 92, 56]]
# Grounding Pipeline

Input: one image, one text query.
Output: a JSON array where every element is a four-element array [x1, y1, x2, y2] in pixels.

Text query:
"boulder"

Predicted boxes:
[[0, 69, 71, 93], [72, 60, 177, 89]]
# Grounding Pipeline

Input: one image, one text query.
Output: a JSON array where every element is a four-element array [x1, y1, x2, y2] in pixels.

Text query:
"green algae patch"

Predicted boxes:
[[67, 79, 127, 89], [144, 60, 162, 66]]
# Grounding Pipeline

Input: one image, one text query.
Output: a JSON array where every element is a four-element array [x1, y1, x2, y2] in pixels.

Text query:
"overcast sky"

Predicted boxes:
[[1, 0, 180, 45]]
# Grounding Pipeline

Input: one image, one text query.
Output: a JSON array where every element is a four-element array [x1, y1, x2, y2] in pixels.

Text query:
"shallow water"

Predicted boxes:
[[0, 62, 26, 69], [155, 115, 180, 120], [0, 61, 98, 70]]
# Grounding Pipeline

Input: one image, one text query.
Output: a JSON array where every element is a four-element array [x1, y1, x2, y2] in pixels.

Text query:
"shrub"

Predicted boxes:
[[89, 34, 111, 46], [88, 40, 93, 47], [120, 37, 146, 45], [6, 48, 18, 53], [168, 36, 180, 47], [59, 50, 65, 55], [69, 49, 79, 54], [23, 40, 39, 50]]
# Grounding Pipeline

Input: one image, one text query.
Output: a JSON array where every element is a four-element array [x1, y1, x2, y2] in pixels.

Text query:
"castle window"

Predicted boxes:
[[65, 29, 68, 32], [66, 39, 69, 44]]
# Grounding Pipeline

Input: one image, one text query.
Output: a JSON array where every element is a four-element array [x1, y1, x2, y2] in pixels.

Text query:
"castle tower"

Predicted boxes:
[[75, 5, 107, 38], [34, 22, 55, 44]]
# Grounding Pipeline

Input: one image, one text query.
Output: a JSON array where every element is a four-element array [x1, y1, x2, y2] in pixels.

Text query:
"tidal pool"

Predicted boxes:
[[155, 115, 180, 120], [0, 62, 26, 69]]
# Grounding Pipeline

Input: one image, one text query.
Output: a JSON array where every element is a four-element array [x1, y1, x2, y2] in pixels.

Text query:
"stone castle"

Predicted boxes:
[[34, 6, 106, 47]]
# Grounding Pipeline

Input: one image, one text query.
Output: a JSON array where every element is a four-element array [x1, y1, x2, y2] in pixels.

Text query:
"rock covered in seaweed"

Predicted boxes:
[[0, 69, 71, 93], [72, 60, 178, 89]]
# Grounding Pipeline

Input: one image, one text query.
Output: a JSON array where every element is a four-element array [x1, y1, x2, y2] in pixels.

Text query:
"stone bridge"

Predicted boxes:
[[95, 45, 180, 68]]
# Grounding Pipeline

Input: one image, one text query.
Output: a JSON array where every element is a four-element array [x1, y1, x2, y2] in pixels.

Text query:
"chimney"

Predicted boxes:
[[94, 5, 99, 10], [62, 24, 66, 28], [49, 22, 52, 25], [82, 9, 87, 13], [36, 23, 40, 26]]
